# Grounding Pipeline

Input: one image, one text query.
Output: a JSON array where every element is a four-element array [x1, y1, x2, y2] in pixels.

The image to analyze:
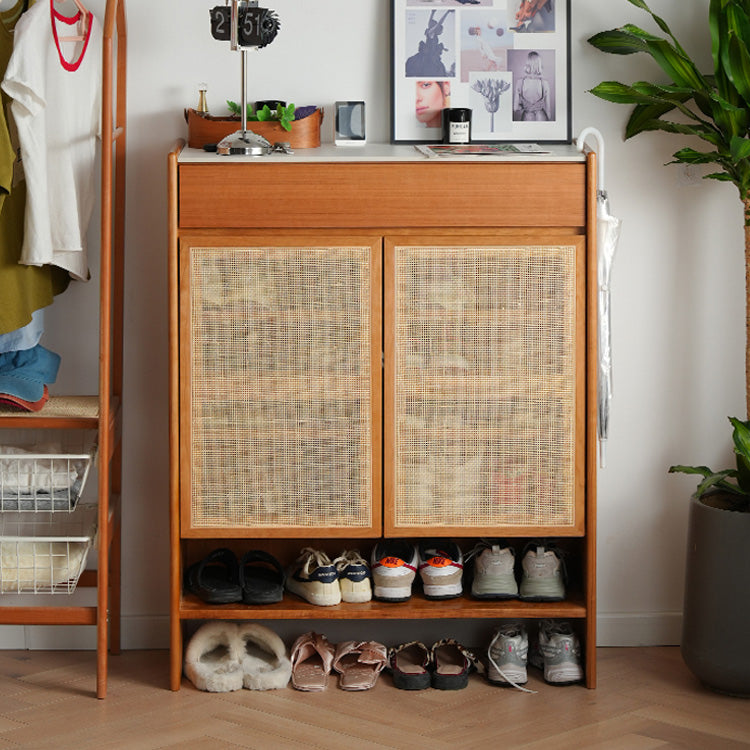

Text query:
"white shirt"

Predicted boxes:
[[1, 0, 101, 281]]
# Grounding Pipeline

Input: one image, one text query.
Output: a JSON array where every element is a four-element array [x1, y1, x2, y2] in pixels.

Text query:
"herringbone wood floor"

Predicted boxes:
[[0, 647, 748, 749]]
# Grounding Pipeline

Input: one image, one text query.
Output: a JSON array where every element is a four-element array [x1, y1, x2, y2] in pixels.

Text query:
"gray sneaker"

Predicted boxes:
[[469, 542, 518, 599], [529, 620, 583, 684], [519, 542, 565, 601], [487, 623, 528, 686]]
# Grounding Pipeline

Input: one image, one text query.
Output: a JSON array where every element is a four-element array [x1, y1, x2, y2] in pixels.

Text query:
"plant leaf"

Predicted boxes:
[[705, 171, 737, 181], [670, 147, 722, 164], [668, 464, 716, 477], [645, 38, 707, 90], [730, 135, 750, 161], [727, 30, 750, 104], [588, 29, 648, 55], [694, 471, 743, 499]]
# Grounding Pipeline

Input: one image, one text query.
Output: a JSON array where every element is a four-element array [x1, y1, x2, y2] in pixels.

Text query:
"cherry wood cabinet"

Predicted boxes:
[[168, 143, 598, 689]]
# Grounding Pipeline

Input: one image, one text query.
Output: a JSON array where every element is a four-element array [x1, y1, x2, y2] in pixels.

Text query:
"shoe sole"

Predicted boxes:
[[285, 580, 341, 606], [372, 583, 412, 601], [519, 578, 565, 600], [472, 591, 518, 600], [341, 588, 372, 603], [472, 574, 518, 599], [423, 581, 463, 599], [487, 666, 528, 685], [544, 663, 584, 684]]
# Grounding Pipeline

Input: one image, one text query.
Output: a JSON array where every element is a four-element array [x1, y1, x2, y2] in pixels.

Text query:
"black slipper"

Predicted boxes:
[[239, 550, 285, 604], [185, 548, 242, 604]]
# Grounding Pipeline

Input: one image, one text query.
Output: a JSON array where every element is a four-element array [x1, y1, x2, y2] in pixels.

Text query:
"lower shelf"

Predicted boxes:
[[179, 591, 587, 621]]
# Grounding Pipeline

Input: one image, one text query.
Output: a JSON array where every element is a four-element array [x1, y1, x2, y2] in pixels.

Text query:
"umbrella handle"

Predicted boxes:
[[576, 127, 605, 194]]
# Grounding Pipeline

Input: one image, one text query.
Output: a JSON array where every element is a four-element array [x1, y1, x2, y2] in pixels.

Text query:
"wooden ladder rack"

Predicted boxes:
[[0, 0, 127, 700]]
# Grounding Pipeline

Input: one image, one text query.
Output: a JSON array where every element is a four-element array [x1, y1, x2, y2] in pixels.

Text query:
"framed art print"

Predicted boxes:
[[391, 0, 570, 144]]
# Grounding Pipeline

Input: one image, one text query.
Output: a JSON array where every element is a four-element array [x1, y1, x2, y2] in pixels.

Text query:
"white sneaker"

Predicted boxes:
[[333, 549, 372, 603], [418, 541, 463, 600], [468, 542, 518, 599], [519, 542, 565, 601], [487, 623, 529, 687], [530, 620, 583, 685], [370, 541, 418, 602], [286, 548, 341, 606]]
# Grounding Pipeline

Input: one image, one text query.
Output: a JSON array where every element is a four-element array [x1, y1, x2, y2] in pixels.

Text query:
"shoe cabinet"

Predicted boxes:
[[168, 143, 598, 689]]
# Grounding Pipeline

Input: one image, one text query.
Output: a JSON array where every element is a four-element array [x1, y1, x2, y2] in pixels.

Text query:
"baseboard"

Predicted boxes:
[[596, 612, 682, 646], [0, 612, 683, 650]]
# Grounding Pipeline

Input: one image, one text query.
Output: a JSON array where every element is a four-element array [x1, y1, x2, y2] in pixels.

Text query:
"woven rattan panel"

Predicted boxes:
[[188, 246, 373, 530], [393, 245, 576, 528]]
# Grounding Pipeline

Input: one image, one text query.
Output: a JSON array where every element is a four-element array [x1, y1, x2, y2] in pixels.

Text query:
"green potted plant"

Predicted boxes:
[[588, 0, 750, 695]]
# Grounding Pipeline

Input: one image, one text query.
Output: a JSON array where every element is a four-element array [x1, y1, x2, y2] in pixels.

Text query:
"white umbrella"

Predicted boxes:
[[576, 127, 621, 468]]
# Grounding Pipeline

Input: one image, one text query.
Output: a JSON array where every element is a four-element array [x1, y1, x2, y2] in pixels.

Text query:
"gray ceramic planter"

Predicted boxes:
[[681, 494, 750, 696]]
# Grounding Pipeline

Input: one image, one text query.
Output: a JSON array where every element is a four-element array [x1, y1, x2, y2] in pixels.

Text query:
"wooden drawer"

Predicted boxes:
[[178, 162, 587, 230]]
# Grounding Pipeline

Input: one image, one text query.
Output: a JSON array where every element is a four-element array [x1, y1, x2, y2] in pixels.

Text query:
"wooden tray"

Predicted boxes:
[[185, 107, 323, 149]]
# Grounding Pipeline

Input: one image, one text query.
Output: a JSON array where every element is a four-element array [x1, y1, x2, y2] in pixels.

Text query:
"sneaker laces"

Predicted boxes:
[[297, 547, 333, 575], [333, 549, 367, 572], [463, 539, 495, 564]]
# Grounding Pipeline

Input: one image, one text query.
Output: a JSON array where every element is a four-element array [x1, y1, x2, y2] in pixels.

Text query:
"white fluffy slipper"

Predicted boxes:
[[184, 622, 244, 692], [238, 623, 292, 690]]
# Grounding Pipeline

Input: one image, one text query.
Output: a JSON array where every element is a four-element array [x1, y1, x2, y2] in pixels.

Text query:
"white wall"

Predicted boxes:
[[3, 0, 744, 648]]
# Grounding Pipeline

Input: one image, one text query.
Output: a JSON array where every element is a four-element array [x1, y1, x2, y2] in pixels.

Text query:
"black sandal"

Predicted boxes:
[[239, 550, 285, 604], [184, 548, 242, 604]]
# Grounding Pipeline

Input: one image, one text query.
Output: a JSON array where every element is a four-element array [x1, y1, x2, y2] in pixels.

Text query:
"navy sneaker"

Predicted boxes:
[[333, 549, 372, 602], [286, 548, 341, 606]]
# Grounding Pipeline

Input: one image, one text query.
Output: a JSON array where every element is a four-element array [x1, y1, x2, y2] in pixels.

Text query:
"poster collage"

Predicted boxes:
[[391, 0, 569, 143]]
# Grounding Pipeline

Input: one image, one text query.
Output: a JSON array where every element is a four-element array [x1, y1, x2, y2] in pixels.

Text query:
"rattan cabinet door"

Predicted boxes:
[[180, 238, 382, 537], [384, 237, 586, 537]]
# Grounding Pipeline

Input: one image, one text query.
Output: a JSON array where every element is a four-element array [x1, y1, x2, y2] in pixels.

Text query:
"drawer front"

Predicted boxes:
[[178, 162, 586, 230], [180, 237, 382, 537]]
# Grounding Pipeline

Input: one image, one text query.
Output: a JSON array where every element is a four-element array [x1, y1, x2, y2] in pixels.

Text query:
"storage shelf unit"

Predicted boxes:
[[169, 144, 598, 689], [0, 0, 127, 700]]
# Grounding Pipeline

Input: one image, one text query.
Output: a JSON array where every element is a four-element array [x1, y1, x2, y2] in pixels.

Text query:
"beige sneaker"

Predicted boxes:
[[286, 548, 341, 606], [333, 549, 372, 603]]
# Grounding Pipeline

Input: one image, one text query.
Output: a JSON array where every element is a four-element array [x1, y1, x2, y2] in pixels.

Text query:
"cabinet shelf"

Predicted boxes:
[[179, 591, 588, 621], [0, 396, 102, 428]]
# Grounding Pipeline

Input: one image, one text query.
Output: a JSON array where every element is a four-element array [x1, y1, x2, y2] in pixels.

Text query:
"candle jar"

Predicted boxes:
[[442, 108, 472, 144]]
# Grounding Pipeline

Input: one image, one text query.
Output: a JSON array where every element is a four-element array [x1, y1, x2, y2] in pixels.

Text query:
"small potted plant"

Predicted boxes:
[[588, 0, 750, 694], [185, 100, 323, 149]]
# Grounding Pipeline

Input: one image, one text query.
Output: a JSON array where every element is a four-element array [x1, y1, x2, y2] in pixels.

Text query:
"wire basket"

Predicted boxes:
[[0, 505, 97, 594], [0, 431, 97, 512]]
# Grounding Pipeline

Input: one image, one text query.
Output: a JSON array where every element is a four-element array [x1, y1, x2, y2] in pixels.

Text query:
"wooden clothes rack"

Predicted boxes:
[[0, 0, 127, 699]]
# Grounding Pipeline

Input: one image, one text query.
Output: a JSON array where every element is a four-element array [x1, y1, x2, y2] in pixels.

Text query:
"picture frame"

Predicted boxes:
[[390, 0, 571, 144]]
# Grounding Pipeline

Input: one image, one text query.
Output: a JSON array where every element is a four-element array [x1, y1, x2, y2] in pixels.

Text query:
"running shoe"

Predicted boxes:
[[467, 540, 518, 599], [519, 541, 566, 601], [487, 623, 529, 687], [529, 620, 583, 685]]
